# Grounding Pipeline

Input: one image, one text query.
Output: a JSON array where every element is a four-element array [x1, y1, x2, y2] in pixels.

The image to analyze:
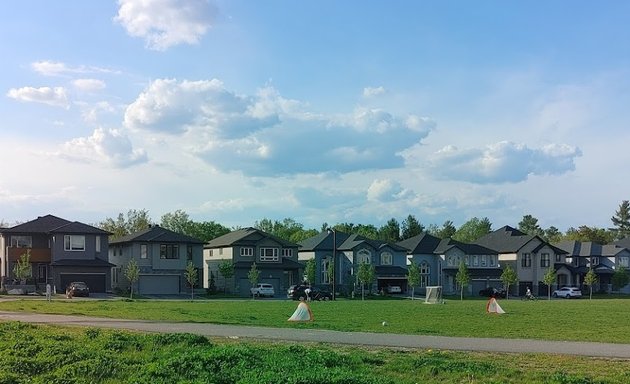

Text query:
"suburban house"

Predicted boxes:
[[0, 214, 112, 293], [109, 225, 205, 295], [298, 231, 408, 294], [476, 225, 570, 296], [555, 240, 630, 293], [396, 232, 442, 292], [204, 227, 302, 297]]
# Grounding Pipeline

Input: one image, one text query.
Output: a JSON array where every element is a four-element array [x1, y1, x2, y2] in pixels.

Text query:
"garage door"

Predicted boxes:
[[138, 275, 180, 294], [60, 274, 106, 293]]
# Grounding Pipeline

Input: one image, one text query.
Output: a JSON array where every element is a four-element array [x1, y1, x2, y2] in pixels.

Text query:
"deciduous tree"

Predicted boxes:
[[378, 218, 401, 243], [248, 263, 260, 299], [407, 262, 421, 300], [99, 209, 152, 240], [305, 259, 316, 287], [455, 261, 470, 300], [453, 217, 491, 243], [500, 265, 517, 299], [218, 261, 234, 293], [125, 259, 139, 299], [611, 266, 629, 293], [185, 261, 198, 301], [542, 268, 556, 300], [357, 262, 375, 300], [583, 268, 598, 300]]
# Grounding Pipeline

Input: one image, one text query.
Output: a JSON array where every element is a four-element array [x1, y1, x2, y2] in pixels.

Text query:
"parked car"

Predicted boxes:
[[287, 284, 308, 298], [386, 285, 402, 294], [552, 286, 582, 299], [250, 283, 275, 297], [291, 286, 332, 301], [478, 287, 506, 298], [66, 281, 90, 297]]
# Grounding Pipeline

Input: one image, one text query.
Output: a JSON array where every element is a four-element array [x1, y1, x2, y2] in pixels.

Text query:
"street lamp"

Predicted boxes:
[[327, 228, 336, 300]]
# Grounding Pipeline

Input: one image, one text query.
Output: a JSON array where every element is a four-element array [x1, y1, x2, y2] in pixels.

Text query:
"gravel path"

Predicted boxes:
[[1, 311, 629, 358]]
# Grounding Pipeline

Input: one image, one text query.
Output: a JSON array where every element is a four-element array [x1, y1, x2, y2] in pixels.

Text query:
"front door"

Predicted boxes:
[[37, 264, 48, 284]]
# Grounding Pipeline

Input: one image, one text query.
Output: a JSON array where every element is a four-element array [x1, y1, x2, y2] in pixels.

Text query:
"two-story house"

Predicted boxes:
[[109, 225, 205, 295], [0, 214, 112, 293], [396, 232, 442, 293], [204, 227, 302, 297], [476, 226, 570, 296], [299, 231, 408, 295]]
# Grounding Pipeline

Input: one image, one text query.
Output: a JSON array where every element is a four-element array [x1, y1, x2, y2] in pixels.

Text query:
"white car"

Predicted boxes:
[[386, 286, 402, 294], [552, 286, 582, 299], [250, 283, 275, 297]]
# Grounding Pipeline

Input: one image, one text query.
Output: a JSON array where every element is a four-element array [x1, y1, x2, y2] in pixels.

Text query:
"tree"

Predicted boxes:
[[184, 261, 198, 301], [431, 220, 456, 239], [452, 217, 491, 243], [305, 259, 316, 287], [357, 262, 375, 300], [407, 262, 421, 300], [401, 215, 424, 240], [160, 209, 191, 234], [500, 265, 517, 299], [248, 263, 260, 299], [378, 218, 401, 243], [327, 259, 335, 297], [543, 226, 563, 243], [218, 261, 235, 293], [186, 220, 231, 243], [611, 266, 629, 293], [13, 250, 32, 284], [518, 214, 544, 237], [455, 261, 470, 300], [583, 268, 598, 300], [611, 200, 630, 240], [563, 226, 615, 244], [125, 259, 140, 299], [99, 209, 152, 240], [542, 268, 556, 300]]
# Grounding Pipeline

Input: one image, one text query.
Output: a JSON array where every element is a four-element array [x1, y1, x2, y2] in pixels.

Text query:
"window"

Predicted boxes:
[[620, 256, 629, 268], [282, 248, 293, 257], [209, 250, 213, 257], [95, 236, 101, 252], [64, 235, 85, 251], [472, 255, 479, 266], [37, 264, 47, 283], [521, 253, 531, 268], [187, 245, 193, 261], [160, 244, 179, 259], [419, 262, 430, 287], [10, 236, 32, 248], [112, 267, 120, 284], [555, 254, 561, 262], [380, 252, 392, 265], [321, 259, 331, 283], [219, 248, 223, 255], [481, 255, 487, 267], [541, 253, 550, 267], [489, 256, 496, 267], [259, 248, 279, 262], [140, 244, 148, 259], [357, 249, 371, 264], [241, 247, 253, 257], [592, 257, 600, 266]]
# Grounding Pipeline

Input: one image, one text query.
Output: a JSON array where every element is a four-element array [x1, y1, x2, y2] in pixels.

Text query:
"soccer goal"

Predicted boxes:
[[424, 286, 444, 304]]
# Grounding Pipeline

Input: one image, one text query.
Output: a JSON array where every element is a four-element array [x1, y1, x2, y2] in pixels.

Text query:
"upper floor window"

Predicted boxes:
[[380, 252, 392, 265], [419, 262, 430, 274], [10, 236, 32, 248], [260, 248, 279, 262], [481, 255, 487, 267], [140, 244, 148, 259], [357, 249, 371, 264], [472, 255, 479, 266], [95, 236, 101, 252], [489, 255, 496, 267], [620, 256, 629, 268], [241, 247, 253, 257], [555, 254, 562, 262], [591, 257, 600, 266], [64, 235, 85, 251], [521, 253, 531, 268], [447, 255, 463, 267], [321, 259, 331, 284], [540, 253, 550, 268], [160, 244, 179, 259], [282, 249, 293, 257], [187, 245, 193, 261]]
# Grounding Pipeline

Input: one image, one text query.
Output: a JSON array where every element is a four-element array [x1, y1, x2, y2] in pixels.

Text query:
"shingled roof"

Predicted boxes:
[[396, 232, 442, 254], [0, 214, 109, 235], [299, 231, 406, 252], [110, 225, 204, 245], [205, 227, 299, 248]]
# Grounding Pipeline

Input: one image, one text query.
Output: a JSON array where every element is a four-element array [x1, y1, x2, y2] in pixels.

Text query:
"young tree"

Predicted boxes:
[[542, 268, 556, 300], [185, 261, 198, 301], [218, 261, 235, 293], [305, 258, 316, 287], [125, 259, 140, 299], [452, 217, 492, 243], [583, 268, 598, 300], [13, 250, 32, 284], [357, 262, 375, 300], [401, 215, 424, 240], [455, 261, 471, 300], [611, 200, 630, 240], [327, 260, 335, 297], [500, 265, 518, 299], [611, 266, 629, 293], [407, 262, 421, 300], [248, 263, 260, 299]]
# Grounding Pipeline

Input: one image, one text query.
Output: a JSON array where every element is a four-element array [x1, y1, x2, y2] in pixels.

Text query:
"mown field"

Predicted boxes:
[[1, 321, 630, 384], [1, 296, 630, 343]]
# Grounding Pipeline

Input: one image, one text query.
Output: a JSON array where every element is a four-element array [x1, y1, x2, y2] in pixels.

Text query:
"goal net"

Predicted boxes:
[[424, 286, 443, 304]]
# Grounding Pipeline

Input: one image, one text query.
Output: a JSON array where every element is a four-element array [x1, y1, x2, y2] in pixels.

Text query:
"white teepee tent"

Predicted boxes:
[[486, 297, 505, 314]]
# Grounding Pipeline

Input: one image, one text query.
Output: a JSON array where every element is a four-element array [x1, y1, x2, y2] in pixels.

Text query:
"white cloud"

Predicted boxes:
[[367, 179, 406, 202], [79, 101, 116, 123], [363, 86, 386, 98], [426, 141, 582, 184], [114, 0, 217, 51], [72, 79, 106, 92], [60, 128, 148, 167], [6, 86, 69, 108], [31, 60, 119, 76]]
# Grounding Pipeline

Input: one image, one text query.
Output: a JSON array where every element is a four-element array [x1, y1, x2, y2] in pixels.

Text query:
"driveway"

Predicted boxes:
[[1, 311, 630, 358]]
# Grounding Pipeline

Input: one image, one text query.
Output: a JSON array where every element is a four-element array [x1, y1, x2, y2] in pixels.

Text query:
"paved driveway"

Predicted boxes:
[[1, 311, 630, 358]]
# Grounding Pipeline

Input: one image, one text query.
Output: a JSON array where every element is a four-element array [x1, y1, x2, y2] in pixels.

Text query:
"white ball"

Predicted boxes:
[[382, 321, 388, 326]]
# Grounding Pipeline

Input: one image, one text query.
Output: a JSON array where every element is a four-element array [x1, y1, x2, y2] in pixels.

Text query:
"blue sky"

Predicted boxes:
[[2, 0, 629, 231]]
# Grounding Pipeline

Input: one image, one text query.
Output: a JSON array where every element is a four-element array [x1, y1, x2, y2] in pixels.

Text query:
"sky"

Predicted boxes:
[[1, 0, 630, 231]]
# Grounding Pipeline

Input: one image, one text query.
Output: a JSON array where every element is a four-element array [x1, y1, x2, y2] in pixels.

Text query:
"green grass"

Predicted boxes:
[[1, 297, 630, 344], [1, 321, 629, 384]]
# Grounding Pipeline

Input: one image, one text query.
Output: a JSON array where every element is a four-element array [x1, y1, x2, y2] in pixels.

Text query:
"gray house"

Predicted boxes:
[[0, 214, 112, 293], [109, 225, 205, 295], [299, 231, 408, 295], [396, 233, 442, 293], [204, 227, 302, 297]]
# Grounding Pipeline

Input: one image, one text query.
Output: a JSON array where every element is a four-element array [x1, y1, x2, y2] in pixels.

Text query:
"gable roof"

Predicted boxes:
[[110, 225, 204, 245], [299, 231, 406, 252], [614, 237, 630, 249], [475, 225, 536, 252], [205, 227, 299, 248], [396, 232, 442, 254], [434, 238, 498, 255], [0, 214, 109, 235], [555, 240, 628, 257]]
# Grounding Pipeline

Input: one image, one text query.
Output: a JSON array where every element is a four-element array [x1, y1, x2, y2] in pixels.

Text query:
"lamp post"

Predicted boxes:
[[327, 228, 336, 300]]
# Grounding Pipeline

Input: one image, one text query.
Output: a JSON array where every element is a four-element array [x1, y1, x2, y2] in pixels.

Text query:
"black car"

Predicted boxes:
[[66, 281, 90, 297], [478, 287, 506, 298], [291, 286, 332, 301]]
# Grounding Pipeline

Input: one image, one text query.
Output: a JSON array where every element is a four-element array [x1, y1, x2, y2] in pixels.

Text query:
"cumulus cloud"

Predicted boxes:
[[72, 79, 106, 92], [426, 141, 582, 184], [31, 60, 118, 76], [367, 179, 407, 202], [363, 86, 386, 98], [60, 128, 148, 167], [6, 86, 69, 108], [114, 0, 217, 51]]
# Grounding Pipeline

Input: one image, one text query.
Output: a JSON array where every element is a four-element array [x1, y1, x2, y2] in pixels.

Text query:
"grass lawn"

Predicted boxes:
[[1, 296, 630, 344]]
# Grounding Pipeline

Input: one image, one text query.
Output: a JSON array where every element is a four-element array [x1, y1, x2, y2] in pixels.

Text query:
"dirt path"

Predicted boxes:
[[1, 310, 629, 358]]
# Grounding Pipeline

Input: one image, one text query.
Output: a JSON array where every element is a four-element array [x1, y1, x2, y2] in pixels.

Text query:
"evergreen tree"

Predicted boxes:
[[401, 215, 424, 240], [611, 200, 630, 240], [378, 218, 401, 243], [518, 214, 544, 237], [433, 220, 456, 239]]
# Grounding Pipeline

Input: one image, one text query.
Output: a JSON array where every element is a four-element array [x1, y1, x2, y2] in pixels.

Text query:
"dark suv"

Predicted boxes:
[[66, 281, 90, 297], [291, 286, 332, 301]]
